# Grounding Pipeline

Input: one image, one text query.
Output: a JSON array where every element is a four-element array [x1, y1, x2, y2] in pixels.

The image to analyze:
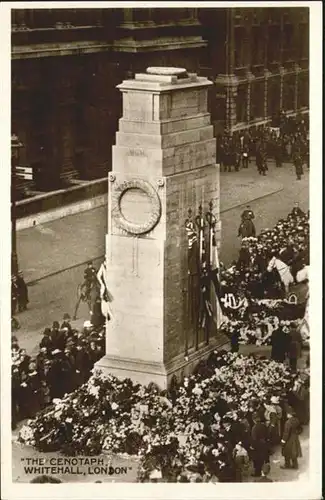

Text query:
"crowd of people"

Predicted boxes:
[[11, 315, 105, 429], [217, 112, 309, 178], [217, 205, 309, 370], [220, 204, 309, 301]]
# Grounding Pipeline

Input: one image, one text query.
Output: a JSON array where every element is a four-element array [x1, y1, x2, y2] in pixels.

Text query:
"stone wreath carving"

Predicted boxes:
[[111, 179, 162, 235]]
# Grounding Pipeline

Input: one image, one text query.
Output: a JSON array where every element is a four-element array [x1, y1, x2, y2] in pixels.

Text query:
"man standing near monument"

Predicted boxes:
[[241, 205, 255, 222]]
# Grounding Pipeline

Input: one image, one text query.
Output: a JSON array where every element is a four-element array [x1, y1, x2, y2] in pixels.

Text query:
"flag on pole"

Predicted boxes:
[[96, 260, 114, 321], [209, 235, 228, 327], [185, 220, 200, 327]]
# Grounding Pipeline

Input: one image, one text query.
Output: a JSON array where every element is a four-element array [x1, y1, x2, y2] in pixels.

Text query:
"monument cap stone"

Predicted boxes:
[[146, 67, 188, 77], [120, 66, 204, 90]]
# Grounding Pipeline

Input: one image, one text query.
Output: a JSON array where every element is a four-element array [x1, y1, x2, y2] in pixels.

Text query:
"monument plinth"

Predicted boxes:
[[95, 67, 222, 388]]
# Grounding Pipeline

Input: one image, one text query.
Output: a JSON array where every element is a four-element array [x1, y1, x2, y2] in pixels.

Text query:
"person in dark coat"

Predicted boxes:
[[293, 379, 310, 426], [238, 219, 256, 239], [293, 152, 304, 180], [241, 206, 255, 222], [233, 442, 251, 482], [50, 322, 61, 347], [250, 413, 269, 477], [274, 138, 283, 168], [26, 361, 42, 417], [12, 366, 21, 429], [40, 380, 51, 410], [281, 408, 302, 469], [271, 326, 289, 363], [16, 271, 29, 311], [47, 351, 63, 399], [230, 329, 240, 353], [40, 328, 53, 351], [291, 202, 305, 218], [287, 323, 303, 371], [18, 349, 31, 375], [61, 313, 73, 335], [91, 296, 106, 329], [36, 348, 48, 375], [238, 245, 250, 270], [50, 322, 67, 351]]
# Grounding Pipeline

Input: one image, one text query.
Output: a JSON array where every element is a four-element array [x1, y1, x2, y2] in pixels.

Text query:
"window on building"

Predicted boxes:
[[236, 84, 247, 123], [299, 23, 309, 60], [151, 8, 176, 23], [267, 77, 280, 117], [299, 72, 309, 108], [250, 79, 264, 119], [131, 9, 152, 23], [267, 25, 281, 64], [234, 27, 245, 68], [283, 74, 295, 111], [251, 26, 264, 66], [283, 23, 294, 61]]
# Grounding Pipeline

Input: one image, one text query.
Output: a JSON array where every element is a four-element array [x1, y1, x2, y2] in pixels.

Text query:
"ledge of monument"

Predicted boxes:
[[117, 75, 213, 92]]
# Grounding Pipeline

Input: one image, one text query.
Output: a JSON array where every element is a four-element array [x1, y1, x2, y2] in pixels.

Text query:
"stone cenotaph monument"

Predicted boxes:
[[96, 67, 222, 388]]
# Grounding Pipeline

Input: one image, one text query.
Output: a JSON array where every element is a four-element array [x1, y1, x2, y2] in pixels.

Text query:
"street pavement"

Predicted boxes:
[[14, 159, 308, 357]]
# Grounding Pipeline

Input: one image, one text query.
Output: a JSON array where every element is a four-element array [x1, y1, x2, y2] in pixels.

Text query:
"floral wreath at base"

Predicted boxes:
[[111, 179, 162, 235]]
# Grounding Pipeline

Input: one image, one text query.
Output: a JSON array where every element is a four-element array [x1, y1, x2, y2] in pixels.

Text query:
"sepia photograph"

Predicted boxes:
[[0, 2, 322, 499]]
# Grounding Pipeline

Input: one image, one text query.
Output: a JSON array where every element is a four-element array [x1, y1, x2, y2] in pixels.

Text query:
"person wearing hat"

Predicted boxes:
[[61, 313, 72, 334], [16, 271, 29, 312], [39, 327, 53, 351], [241, 205, 255, 223], [292, 150, 304, 180], [264, 396, 281, 448], [287, 323, 303, 371], [280, 407, 302, 469], [233, 442, 251, 482], [270, 322, 289, 364], [83, 320, 93, 334], [291, 202, 305, 219], [51, 321, 68, 351], [250, 412, 269, 477]]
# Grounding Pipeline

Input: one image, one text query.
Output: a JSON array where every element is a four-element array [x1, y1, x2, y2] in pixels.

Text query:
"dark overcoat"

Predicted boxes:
[[282, 416, 302, 459]]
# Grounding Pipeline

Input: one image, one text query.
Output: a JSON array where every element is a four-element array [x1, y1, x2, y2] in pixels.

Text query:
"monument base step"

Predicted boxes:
[[95, 335, 229, 390]]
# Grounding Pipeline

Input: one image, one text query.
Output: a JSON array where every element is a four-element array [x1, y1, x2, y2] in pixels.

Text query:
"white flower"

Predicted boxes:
[[19, 425, 34, 442], [111, 402, 119, 411], [88, 385, 100, 398]]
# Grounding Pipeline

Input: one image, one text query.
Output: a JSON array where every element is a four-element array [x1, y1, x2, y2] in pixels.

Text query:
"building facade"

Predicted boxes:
[[11, 7, 309, 190], [198, 7, 309, 134]]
